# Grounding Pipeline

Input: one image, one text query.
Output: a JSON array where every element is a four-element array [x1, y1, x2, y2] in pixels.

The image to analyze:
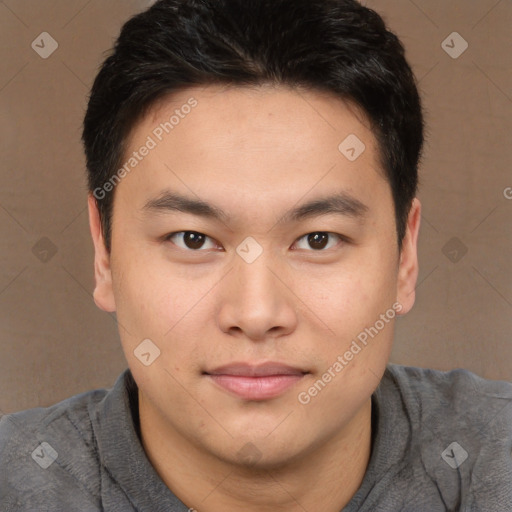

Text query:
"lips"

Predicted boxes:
[[204, 362, 309, 400], [206, 362, 308, 377]]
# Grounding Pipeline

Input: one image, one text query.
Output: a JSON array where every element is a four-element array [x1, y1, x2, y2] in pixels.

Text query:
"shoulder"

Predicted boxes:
[[383, 363, 512, 430], [384, 363, 512, 416], [375, 364, 512, 507], [383, 364, 512, 475], [0, 386, 110, 510]]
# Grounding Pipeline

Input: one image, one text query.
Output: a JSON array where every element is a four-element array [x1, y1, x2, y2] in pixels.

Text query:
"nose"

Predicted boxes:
[[216, 248, 298, 342]]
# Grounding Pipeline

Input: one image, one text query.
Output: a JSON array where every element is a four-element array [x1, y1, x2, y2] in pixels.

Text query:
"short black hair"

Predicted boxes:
[[82, 0, 424, 253]]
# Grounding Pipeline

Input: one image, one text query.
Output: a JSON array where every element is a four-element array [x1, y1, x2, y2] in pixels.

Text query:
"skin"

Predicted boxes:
[[88, 84, 421, 512]]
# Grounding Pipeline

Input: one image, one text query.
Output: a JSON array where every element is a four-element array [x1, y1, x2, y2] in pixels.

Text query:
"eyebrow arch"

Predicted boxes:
[[142, 190, 368, 225]]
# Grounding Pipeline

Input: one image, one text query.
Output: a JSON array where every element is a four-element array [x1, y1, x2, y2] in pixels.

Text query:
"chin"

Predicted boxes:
[[206, 431, 311, 471]]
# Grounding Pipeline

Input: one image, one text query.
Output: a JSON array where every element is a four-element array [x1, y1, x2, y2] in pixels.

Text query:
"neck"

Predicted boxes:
[[139, 394, 373, 512]]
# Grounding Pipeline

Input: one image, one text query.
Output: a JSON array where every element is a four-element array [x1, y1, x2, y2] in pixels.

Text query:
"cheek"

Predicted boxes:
[[295, 263, 397, 421], [304, 248, 398, 385], [304, 254, 398, 333], [110, 247, 197, 363]]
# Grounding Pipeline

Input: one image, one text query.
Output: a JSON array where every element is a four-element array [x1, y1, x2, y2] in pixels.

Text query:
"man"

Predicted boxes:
[[1, 0, 511, 510]]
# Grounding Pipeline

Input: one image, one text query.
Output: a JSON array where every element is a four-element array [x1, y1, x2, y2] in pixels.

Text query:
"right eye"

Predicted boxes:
[[163, 231, 220, 251]]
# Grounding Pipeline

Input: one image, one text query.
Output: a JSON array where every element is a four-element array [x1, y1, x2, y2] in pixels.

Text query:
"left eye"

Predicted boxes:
[[164, 231, 344, 252], [292, 232, 343, 251]]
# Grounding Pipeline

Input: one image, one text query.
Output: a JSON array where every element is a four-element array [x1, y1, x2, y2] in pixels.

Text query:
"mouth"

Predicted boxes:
[[203, 362, 309, 401]]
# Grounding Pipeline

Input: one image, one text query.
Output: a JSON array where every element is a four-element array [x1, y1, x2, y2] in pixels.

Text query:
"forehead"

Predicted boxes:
[[129, 83, 380, 162], [116, 84, 390, 223]]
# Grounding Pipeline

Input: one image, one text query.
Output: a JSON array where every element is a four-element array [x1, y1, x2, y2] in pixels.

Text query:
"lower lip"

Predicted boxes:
[[206, 374, 306, 400]]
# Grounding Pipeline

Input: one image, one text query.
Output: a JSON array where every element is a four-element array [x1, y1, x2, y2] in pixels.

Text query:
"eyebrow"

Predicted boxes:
[[142, 190, 368, 226]]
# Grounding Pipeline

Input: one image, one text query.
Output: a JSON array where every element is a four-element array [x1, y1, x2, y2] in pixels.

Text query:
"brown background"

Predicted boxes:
[[0, 0, 511, 414]]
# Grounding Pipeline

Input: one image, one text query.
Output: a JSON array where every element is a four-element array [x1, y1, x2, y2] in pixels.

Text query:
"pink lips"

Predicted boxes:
[[204, 362, 308, 400]]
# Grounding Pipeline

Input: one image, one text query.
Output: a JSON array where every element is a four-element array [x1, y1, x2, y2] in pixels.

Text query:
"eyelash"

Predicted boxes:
[[163, 231, 348, 252]]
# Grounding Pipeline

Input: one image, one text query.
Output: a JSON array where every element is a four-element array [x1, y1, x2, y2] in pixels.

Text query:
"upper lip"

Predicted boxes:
[[205, 362, 308, 377]]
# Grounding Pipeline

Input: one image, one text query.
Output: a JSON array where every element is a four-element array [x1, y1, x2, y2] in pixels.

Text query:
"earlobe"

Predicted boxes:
[[87, 194, 117, 312], [396, 198, 421, 316]]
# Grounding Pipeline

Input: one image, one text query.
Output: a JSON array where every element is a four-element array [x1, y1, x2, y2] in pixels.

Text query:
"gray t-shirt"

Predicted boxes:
[[1, 364, 512, 511]]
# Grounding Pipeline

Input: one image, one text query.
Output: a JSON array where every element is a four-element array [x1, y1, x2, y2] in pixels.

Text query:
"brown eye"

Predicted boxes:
[[307, 232, 329, 250], [293, 232, 343, 251], [165, 231, 217, 251]]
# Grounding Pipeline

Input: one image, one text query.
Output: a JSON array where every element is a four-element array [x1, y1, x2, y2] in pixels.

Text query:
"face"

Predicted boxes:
[[88, 84, 420, 468]]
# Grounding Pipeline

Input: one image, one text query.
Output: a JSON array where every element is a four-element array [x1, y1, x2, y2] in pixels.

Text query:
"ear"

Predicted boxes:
[[88, 194, 116, 312], [396, 198, 421, 315]]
